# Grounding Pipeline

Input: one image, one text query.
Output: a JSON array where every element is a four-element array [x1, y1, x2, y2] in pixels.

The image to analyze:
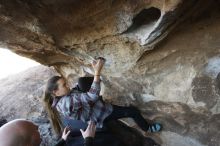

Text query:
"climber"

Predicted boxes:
[[0, 119, 96, 146], [44, 57, 162, 137]]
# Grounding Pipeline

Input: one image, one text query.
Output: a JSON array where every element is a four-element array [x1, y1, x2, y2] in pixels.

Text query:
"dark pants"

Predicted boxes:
[[77, 77, 150, 132], [77, 77, 94, 92], [104, 105, 150, 132]]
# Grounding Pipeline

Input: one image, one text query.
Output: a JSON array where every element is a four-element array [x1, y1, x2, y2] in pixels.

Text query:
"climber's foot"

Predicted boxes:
[[148, 123, 162, 133]]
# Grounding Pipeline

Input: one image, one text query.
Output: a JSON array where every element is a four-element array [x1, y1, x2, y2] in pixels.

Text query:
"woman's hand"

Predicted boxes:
[[80, 121, 96, 139], [92, 57, 105, 75], [61, 126, 71, 141]]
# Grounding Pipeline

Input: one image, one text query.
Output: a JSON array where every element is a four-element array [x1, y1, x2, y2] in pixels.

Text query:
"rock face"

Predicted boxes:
[[0, 0, 220, 146], [0, 65, 57, 120], [0, 66, 159, 146], [0, 65, 58, 146]]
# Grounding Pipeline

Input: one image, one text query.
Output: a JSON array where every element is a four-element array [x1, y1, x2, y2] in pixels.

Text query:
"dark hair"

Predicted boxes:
[[0, 119, 7, 127], [216, 73, 220, 89], [43, 76, 63, 135]]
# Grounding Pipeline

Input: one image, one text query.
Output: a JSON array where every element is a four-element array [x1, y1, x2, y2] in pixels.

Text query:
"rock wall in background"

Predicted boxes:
[[0, 66, 58, 146]]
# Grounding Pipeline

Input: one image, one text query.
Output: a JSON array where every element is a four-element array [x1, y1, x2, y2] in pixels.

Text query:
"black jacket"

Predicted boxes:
[[55, 137, 93, 146]]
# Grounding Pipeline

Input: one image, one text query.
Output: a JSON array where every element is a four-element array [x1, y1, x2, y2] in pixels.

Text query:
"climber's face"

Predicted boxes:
[[53, 78, 70, 97]]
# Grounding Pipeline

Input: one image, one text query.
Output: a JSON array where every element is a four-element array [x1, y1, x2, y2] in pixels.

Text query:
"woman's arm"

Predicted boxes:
[[59, 58, 105, 116], [80, 121, 96, 146], [54, 139, 66, 146], [81, 58, 105, 102], [92, 57, 105, 83], [54, 127, 71, 146]]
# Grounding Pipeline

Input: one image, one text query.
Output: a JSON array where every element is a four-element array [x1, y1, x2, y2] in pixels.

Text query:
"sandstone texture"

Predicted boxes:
[[0, 0, 220, 145]]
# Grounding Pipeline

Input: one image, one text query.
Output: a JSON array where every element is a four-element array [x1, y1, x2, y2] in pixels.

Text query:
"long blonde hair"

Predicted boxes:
[[43, 76, 63, 135]]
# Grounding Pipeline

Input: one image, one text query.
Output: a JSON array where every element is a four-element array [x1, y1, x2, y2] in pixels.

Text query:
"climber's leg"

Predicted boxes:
[[77, 77, 94, 92], [104, 105, 162, 132]]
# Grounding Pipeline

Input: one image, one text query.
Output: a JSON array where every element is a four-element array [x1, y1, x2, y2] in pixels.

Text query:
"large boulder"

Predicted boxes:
[[0, 0, 220, 145]]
